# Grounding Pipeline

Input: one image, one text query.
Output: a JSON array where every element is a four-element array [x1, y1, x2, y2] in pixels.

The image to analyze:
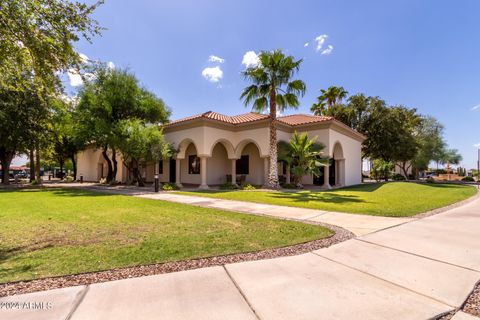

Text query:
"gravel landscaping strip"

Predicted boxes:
[[0, 223, 352, 297], [463, 281, 480, 317]]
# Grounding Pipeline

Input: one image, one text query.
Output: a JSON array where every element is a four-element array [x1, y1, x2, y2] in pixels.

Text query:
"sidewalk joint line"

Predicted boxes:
[[309, 252, 456, 308], [223, 266, 262, 320], [65, 284, 90, 320], [355, 238, 480, 273]]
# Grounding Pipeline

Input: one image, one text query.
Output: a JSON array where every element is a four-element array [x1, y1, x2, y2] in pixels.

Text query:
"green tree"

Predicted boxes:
[[0, 0, 103, 95], [117, 120, 170, 186], [370, 159, 394, 182], [0, 82, 48, 184], [311, 86, 348, 116], [77, 66, 170, 183], [439, 148, 463, 166], [278, 132, 328, 187], [411, 116, 445, 178], [240, 49, 306, 189]]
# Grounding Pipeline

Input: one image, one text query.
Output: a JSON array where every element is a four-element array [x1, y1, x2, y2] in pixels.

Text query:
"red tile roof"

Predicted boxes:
[[277, 114, 333, 126], [165, 111, 332, 127]]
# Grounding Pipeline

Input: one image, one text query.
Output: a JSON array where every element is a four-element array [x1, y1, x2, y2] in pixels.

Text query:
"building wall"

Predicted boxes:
[[329, 130, 362, 186], [77, 121, 363, 187], [207, 143, 230, 185]]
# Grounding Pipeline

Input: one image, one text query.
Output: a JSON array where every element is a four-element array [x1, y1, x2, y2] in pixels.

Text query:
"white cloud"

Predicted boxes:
[[67, 69, 83, 87], [315, 34, 328, 51], [202, 66, 223, 82], [321, 45, 334, 55], [242, 51, 260, 68], [208, 55, 225, 64], [471, 105, 480, 111], [304, 42, 309, 47], [242, 51, 259, 68], [79, 53, 89, 63], [474, 143, 480, 149], [107, 61, 115, 69]]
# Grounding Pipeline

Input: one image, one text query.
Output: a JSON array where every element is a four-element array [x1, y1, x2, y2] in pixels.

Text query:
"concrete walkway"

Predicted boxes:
[[73, 185, 412, 236], [2, 190, 480, 319]]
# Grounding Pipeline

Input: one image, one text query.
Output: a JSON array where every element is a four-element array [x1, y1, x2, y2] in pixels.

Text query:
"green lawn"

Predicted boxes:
[[0, 188, 332, 283], [176, 182, 477, 217]]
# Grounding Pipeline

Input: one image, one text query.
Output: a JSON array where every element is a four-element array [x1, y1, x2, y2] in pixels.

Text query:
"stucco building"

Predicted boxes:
[[77, 111, 365, 188]]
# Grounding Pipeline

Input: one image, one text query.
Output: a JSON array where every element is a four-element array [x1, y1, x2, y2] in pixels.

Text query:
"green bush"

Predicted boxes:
[[162, 183, 180, 191], [219, 182, 238, 190], [426, 177, 435, 183], [65, 175, 74, 182], [462, 176, 475, 182], [392, 173, 406, 181], [240, 183, 257, 190]]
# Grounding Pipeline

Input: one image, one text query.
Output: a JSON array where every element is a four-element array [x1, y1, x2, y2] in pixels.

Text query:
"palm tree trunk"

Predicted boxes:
[[266, 90, 279, 189]]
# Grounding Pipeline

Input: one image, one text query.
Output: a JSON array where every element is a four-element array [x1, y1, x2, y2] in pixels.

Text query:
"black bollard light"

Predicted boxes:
[[154, 174, 159, 192], [80, 175, 84, 184]]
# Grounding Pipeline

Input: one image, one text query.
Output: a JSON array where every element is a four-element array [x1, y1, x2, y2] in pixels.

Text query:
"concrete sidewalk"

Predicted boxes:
[[2, 192, 480, 319], [77, 185, 413, 236]]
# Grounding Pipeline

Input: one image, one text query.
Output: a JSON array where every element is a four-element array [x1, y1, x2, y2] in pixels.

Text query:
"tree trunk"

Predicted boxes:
[[70, 154, 77, 180], [59, 159, 64, 180], [111, 148, 118, 184], [0, 149, 14, 185], [266, 89, 279, 189], [101, 146, 113, 183], [29, 149, 35, 182], [35, 144, 41, 184]]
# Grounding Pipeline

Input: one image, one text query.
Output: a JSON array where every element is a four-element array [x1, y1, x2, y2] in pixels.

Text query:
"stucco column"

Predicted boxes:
[[263, 157, 269, 186], [199, 156, 209, 189], [286, 164, 291, 184], [323, 163, 331, 189], [231, 159, 237, 186], [338, 159, 345, 186], [175, 158, 182, 188]]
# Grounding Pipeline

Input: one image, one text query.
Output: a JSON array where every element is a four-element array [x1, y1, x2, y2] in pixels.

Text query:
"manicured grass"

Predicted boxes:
[[0, 188, 332, 283], [176, 182, 477, 217]]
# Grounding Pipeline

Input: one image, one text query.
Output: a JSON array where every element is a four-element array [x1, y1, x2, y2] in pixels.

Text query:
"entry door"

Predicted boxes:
[[169, 159, 176, 183], [313, 167, 325, 185]]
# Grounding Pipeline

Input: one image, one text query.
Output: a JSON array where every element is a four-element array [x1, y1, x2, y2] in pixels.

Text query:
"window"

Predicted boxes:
[[236, 155, 249, 174], [158, 160, 163, 174], [188, 155, 200, 174]]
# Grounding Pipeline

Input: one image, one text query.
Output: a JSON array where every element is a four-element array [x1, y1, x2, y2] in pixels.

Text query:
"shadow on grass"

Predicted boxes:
[[269, 191, 366, 204], [0, 187, 113, 197]]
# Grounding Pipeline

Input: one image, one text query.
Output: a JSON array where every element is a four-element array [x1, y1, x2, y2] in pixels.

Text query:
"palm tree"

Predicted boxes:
[[278, 132, 328, 187], [311, 86, 348, 116], [240, 50, 306, 189]]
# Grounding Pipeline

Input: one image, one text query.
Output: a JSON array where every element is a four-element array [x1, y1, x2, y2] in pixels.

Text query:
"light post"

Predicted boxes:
[[154, 174, 159, 192], [477, 148, 479, 189]]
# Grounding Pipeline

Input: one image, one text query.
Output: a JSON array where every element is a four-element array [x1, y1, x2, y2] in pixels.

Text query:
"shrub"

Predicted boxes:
[[219, 182, 238, 190], [426, 177, 435, 183], [162, 183, 180, 191], [240, 183, 257, 190], [281, 183, 297, 189], [31, 179, 40, 185], [392, 173, 406, 181], [462, 176, 475, 182], [65, 175, 74, 182], [99, 177, 107, 184]]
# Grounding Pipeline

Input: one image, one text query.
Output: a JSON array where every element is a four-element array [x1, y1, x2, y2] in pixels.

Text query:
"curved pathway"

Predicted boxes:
[[2, 187, 480, 319]]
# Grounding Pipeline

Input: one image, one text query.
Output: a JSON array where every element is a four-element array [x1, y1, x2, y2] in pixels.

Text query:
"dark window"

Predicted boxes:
[[236, 155, 249, 174], [188, 155, 200, 174], [158, 160, 163, 174]]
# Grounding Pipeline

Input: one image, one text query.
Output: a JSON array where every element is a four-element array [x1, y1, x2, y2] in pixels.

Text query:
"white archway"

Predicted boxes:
[[209, 139, 236, 159], [332, 141, 345, 186]]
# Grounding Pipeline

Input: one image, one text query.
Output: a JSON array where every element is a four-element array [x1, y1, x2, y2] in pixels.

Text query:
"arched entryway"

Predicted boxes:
[[332, 142, 345, 187], [207, 142, 231, 185], [235, 141, 265, 186]]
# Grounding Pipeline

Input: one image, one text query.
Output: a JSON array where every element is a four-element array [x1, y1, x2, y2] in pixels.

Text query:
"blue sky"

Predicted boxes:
[[19, 0, 480, 168]]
